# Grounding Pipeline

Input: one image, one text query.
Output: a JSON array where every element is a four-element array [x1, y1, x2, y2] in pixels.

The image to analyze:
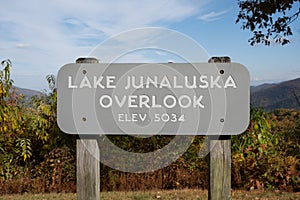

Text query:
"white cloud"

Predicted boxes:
[[0, 0, 211, 90], [198, 9, 229, 22], [15, 43, 31, 48]]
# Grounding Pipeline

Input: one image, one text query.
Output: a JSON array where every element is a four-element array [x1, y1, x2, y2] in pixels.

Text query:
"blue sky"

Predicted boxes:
[[1, 0, 300, 91]]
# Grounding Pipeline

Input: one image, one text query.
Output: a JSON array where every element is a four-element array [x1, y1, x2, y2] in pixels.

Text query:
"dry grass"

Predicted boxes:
[[0, 190, 299, 200], [0, 193, 76, 200]]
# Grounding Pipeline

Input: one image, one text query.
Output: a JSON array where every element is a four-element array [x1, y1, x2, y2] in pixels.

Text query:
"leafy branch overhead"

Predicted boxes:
[[236, 0, 300, 45]]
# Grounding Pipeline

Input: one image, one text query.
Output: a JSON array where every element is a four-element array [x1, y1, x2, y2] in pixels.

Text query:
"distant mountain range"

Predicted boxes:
[[16, 87, 43, 97], [14, 87, 44, 102], [14, 77, 300, 110], [250, 77, 300, 110]]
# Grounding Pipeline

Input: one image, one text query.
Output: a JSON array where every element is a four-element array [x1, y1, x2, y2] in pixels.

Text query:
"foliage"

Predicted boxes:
[[0, 59, 299, 194], [236, 0, 300, 45], [0, 60, 49, 178], [232, 108, 276, 158], [34, 74, 76, 151], [0, 59, 13, 101], [232, 108, 300, 191], [0, 60, 76, 194], [32, 147, 76, 193]]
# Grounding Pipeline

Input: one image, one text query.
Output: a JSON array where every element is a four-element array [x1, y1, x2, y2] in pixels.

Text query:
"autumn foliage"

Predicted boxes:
[[0, 60, 299, 194]]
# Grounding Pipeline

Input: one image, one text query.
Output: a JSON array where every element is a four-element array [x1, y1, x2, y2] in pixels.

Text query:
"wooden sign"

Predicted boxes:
[[57, 63, 249, 135]]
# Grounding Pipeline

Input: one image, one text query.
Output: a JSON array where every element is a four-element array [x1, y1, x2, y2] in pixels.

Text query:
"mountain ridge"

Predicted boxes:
[[15, 87, 43, 97], [250, 77, 300, 110]]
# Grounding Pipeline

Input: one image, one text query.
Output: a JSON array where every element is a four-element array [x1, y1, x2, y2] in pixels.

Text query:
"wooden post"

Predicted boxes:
[[76, 58, 100, 200], [208, 136, 231, 200], [208, 57, 231, 200], [77, 138, 100, 200]]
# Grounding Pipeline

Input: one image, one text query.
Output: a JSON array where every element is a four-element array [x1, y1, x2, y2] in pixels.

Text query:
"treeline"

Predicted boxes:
[[0, 60, 299, 194]]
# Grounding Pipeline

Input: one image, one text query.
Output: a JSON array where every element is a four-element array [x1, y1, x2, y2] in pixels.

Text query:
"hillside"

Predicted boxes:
[[15, 87, 43, 97], [13, 87, 44, 102], [250, 83, 276, 93], [251, 77, 300, 110]]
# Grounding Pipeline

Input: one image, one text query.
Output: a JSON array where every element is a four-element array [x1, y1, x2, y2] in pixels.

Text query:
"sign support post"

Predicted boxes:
[[77, 138, 100, 200], [208, 135, 231, 200], [75, 58, 100, 200], [208, 57, 231, 200]]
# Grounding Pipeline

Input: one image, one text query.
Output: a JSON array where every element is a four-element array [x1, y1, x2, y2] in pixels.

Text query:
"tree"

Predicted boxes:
[[236, 0, 300, 45], [0, 60, 51, 179]]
